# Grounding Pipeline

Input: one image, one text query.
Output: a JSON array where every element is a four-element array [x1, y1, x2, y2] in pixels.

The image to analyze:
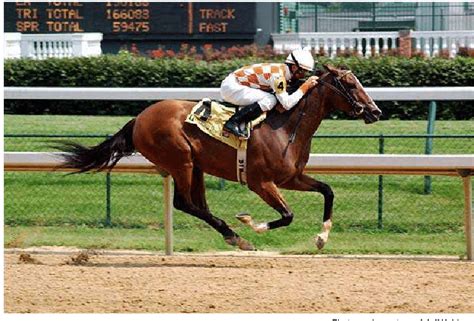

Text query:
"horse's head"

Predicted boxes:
[[319, 64, 381, 124]]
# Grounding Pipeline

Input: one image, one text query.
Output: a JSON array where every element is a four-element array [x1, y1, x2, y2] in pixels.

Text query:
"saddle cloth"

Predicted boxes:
[[185, 99, 266, 150]]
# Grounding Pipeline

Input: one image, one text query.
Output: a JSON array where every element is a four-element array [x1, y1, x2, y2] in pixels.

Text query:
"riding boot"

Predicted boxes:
[[223, 102, 263, 138]]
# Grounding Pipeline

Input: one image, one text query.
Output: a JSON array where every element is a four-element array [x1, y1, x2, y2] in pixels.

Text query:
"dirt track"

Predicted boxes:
[[4, 248, 474, 313]]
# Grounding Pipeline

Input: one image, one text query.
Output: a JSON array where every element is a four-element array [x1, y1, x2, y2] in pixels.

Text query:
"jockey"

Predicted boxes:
[[220, 49, 319, 138]]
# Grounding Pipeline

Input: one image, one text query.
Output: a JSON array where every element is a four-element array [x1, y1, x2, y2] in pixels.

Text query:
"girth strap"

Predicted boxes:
[[237, 147, 247, 185]]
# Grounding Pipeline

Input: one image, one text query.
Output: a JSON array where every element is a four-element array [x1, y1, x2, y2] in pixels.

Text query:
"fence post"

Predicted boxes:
[[431, 2, 436, 31], [219, 178, 226, 190], [163, 175, 174, 255], [424, 101, 437, 194], [295, 2, 299, 33], [372, 3, 376, 31], [105, 172, 111, 227], [314, 3, 318, 32], [458, 169, 473, 261], [378, 134, 384, 229]]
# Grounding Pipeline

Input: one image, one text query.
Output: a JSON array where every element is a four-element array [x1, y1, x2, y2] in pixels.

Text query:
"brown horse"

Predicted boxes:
[[58, 64, 381, 251]]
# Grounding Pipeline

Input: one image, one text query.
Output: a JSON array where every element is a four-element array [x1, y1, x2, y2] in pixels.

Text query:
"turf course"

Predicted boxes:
[[4, 115, 473, 256]]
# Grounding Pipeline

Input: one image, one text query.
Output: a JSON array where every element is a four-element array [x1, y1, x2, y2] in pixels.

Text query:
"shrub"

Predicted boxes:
[[4, 53, 473, 119]]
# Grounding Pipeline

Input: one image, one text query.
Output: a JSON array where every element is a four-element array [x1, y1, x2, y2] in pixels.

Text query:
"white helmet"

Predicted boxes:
[[285, 49, 314, 72]]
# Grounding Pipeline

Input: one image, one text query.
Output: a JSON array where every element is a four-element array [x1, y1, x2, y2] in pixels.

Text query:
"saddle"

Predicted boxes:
[[185, 98, 266, 150]]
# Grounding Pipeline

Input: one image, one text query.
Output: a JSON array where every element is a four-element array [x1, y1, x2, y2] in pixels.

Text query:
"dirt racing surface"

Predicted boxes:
[[4, 248, 474, 313]]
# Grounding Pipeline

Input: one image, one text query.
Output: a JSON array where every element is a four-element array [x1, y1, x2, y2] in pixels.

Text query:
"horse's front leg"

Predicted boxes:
[[280, 174, 334, 250], [237, 181, 293, 233]]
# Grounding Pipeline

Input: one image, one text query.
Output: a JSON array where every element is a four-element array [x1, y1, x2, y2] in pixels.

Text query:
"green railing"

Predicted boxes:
[[279, 2, 473, 33], [4, 133, 473, 232]]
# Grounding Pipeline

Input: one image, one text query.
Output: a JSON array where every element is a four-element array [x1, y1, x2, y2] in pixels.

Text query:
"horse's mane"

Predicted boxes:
[[265, 73, 321, 130], [264, 65, 347, 130]]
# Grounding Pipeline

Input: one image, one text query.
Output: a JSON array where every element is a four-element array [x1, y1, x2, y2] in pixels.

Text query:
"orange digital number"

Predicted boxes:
[[112, 21, 150, 32], [112, 21, 121, 32], [106, 9, 150, 20], [107, 2, 149, 7]]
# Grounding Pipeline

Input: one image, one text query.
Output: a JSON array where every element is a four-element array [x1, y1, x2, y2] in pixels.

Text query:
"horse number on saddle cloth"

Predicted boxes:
[[185, 99, 266, 150]]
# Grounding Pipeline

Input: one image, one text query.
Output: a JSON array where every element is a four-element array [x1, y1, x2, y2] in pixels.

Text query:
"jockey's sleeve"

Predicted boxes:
[[271, 76, 312, 111]]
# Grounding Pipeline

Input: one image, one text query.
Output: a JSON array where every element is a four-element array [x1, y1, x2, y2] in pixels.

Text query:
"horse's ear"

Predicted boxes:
[[323, 64, 338, 75], [337, 64, 350, 71], [314, 69, 325, 77]]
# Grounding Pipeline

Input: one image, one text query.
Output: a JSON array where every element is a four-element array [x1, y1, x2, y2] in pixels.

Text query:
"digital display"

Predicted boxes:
[[4, 2, 256, 38]]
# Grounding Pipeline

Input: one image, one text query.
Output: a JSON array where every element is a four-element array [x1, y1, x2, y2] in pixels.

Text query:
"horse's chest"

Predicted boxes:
[[272, 152, 307, 181], [295, 158, 307, 173]]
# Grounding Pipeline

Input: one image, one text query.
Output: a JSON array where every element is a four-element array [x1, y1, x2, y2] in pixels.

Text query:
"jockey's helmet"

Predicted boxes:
[[285, 49, 314, 72]]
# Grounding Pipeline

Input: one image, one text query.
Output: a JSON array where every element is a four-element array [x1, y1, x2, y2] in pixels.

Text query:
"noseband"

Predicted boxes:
[[317, 70, 365, 116]]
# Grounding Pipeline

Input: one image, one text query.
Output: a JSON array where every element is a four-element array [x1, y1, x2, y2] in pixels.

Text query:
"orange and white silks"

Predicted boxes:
[[220, 63, 313, 112]]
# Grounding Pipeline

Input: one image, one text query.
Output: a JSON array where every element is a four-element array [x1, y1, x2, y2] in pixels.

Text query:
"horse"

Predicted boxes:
[[57, 64, 382, 251]]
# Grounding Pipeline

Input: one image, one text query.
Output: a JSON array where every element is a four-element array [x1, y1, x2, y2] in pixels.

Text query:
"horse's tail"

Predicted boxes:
[[56, 119, 136, 173]]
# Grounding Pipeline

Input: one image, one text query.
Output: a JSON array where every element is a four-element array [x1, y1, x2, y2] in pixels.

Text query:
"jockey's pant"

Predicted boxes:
[[220, 74, 277, 112]]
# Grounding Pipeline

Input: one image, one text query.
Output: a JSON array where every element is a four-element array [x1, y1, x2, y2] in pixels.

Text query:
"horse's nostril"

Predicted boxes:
[[373, 108, 382, 118]]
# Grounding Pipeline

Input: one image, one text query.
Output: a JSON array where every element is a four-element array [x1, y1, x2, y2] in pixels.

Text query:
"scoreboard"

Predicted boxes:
[[4, 2, 257, 52]]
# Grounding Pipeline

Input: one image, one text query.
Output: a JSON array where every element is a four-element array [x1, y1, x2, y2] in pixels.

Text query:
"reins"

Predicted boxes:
[[288, 96, 308, 144], [287, 69, 363, 145], [287, 74, 320, 145]]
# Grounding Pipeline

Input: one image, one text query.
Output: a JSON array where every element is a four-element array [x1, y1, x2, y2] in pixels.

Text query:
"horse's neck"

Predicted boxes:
[[259, 87, 330, 164], [287, 86, 329, 146]]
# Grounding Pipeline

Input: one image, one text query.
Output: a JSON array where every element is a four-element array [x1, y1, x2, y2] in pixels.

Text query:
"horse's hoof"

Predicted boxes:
[[224, 236, 239, 246], [237, 238, 255, 251], [224, 236, 255, 251], [315, 235, 326, 250], [254, 223, 269, 234], [236, 213, 252, 224]]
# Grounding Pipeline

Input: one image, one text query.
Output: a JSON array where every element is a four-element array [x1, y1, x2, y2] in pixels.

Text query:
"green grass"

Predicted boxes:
[[4, 172, 465, 232], [4, 171, 469, 255], [3, 115, 473, 256], [5, 115, 472, 135], [5, 115, 474, 154], [4, 115, 133, 135], [4, 226, 466, 256]]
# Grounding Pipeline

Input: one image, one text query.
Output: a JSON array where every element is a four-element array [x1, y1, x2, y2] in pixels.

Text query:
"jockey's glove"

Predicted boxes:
[[300, 76, 319, 94]]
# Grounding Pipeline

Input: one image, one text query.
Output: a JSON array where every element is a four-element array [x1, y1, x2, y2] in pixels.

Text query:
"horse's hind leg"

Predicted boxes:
[[173, 166, 254, 251], [237, 181, 294, 233], [281, 174, 334, 250], [190, 167, 209, 211]]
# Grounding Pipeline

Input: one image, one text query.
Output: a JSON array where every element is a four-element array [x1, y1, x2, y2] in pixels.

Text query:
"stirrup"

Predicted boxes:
[[238, 124, 250, 139], [224, 122, 248, 139], [235, 126, 249, 139], [194, 98, 212, 121]]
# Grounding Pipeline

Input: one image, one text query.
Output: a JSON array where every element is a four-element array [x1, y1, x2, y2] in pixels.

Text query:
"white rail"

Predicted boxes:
[[272, 30, 474, 58], [273, 31, 400, 58], [5, 33, 103, 60], [5, 33, 22, 59], [5, 87, 474, 101], [4, 152, 474, 260], [412, 30, 474, 58], [4, 152, 473, 175]]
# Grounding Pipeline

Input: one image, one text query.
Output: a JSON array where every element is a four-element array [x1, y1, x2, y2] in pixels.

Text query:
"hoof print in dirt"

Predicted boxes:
[[65, 250, 98, 265], [18, 253, 42, 265]]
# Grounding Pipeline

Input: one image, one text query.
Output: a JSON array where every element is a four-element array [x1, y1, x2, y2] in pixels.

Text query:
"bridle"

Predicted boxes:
[[288, 68, 365, 144], [317, 70, 365, 117]]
